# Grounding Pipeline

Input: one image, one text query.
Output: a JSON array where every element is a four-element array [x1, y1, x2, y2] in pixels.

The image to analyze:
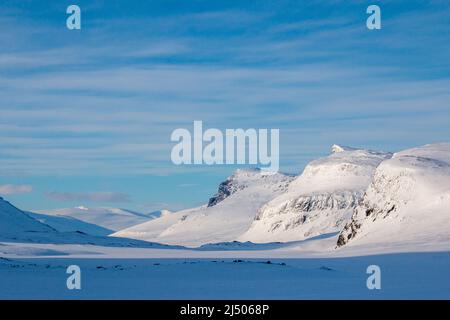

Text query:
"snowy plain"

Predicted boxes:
[[1, 249, 450, 299], [1, 231, 450, 299]]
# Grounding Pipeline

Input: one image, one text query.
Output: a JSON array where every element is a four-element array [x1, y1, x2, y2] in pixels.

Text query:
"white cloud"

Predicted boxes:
[[0, 4, 449, 177], [0, 184, 33, 195]]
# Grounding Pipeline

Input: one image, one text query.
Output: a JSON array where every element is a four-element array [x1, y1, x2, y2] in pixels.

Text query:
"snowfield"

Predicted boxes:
[[1, 252, 449, 299]]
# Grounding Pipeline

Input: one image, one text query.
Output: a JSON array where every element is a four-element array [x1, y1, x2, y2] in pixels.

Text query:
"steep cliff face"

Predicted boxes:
[[239, 146, 391, 243], [207, 173, 248, 207], [337, 143, 450, 248]]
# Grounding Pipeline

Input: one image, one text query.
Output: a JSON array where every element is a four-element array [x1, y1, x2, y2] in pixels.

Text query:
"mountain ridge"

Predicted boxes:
[[238, 146, 392, 243], [112, 168, 294, 246], [337, 142, 450, 248]]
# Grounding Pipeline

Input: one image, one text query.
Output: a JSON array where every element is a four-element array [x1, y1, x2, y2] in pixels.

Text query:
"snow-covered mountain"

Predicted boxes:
[[35, 206, 156, 231], [337, 143, 450, 249], [27, 211, 113, 236], [112, 169, 294, 246], [0, 196, 121, 241], [238, 145, 392, 243], [146, 209, 172, 220], [0, 196, 182, 248], [0, 197, 56, 241], [5, 142, 449, 254]]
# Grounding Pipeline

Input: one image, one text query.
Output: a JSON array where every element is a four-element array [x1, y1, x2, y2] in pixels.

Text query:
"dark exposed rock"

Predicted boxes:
[[387, 205, 396, 214], [208, 179, 234, 207], [336, 217, 362, 247], [207, 177, 246, 207]]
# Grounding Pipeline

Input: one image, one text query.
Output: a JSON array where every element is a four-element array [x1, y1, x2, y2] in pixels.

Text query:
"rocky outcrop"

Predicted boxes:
[[208, 178, 244, 207]]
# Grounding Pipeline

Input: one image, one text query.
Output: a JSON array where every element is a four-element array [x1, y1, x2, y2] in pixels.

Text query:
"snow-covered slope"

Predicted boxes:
[[239, 145, 392, 243], [27, 212, 113, 236], [0, 197, 56, 240], [337, 143, 450, 249], [35, 206, 155, 231], [112, 208, 194, 243], [112, 169, 294, 247], [146, 209, 172, 220], [0, 197, 183, 249]]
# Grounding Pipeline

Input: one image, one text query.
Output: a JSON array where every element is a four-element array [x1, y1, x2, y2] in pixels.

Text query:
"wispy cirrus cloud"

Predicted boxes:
[[0, 0, 450, 211], [0, 184, 33, 195], [45, 191, 131, 203]]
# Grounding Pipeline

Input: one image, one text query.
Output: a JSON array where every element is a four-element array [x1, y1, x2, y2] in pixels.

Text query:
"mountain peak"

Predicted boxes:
[[0, 196, 55, 239], [233, 168, 262, 176], [208, 168, 290, 207], [159, 209, 171, 216], [331, 144, 357, 153]]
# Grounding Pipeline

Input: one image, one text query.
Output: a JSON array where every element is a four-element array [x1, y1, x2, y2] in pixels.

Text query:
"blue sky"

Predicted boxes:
[[1, 0, 449, 212]]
